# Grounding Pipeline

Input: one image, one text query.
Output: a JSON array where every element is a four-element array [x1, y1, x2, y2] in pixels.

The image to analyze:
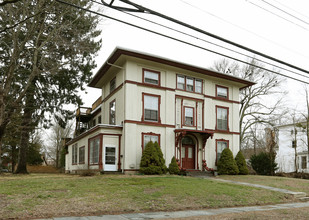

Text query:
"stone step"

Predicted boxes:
[[299, 197, 309, 201], [290, 192, 307, 198]]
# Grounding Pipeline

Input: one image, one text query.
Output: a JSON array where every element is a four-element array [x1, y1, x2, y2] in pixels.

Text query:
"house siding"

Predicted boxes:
[[65, 48, 252, 174]]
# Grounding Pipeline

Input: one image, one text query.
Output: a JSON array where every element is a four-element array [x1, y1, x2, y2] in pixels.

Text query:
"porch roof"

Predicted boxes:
[[174, 129, 214, 138]]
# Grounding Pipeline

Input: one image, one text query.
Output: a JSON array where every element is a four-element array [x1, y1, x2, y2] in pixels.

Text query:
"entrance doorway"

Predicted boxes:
[[104, 145, 117, 171], [181, 136, 196, 169]]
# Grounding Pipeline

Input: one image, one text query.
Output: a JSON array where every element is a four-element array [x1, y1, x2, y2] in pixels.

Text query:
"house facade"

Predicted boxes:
[[275, 123, 309, 173], [65, 48, 254, 174]]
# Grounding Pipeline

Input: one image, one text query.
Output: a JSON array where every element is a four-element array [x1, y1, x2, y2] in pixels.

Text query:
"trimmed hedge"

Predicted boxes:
[[140, 141, 167, 175], [217, 148, 239, 175], [168, 156, 180, 175], [235, 151, 249, 175]]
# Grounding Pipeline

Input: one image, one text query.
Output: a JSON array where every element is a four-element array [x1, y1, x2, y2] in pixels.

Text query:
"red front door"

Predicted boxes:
[[181, 144, 195, 169]]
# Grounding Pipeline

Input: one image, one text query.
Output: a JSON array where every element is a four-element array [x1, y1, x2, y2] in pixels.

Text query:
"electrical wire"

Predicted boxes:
[[247, 0, 309, 31], [272, 0, 309, 22], [107, 0, 309, 77], [259, 0, 309, 26], [92, 0, 309, 80], [56, 0, 309, 84], [179, 0, 309, 60]]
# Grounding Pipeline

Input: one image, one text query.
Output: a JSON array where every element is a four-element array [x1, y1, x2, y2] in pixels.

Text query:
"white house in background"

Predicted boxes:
[[275, 122, 309, 173], [64, 47, 254, 174]]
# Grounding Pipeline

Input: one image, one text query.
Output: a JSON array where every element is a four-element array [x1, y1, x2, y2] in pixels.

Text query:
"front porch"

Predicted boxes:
[[174, 129, 214, 171]]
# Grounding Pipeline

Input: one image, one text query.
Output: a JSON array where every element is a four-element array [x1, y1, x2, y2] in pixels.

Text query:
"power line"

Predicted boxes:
[[247, 0, 309, 31], [104, 0, 309, 76], [272, 0, 309, 22], [179, 0, 309, 60], [92, 0, 309, 80], [56, 0, 309, 84], [259, 0, 309, 26]]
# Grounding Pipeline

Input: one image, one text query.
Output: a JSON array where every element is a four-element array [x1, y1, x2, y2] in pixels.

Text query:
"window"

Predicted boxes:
[[177, 75, 203, 93], [292, 140, 297, 148], [216, 85, 228, 99], [195, 79, 202, 93], [110, 100, 116, 125], [184, 107, 194, 126], [143, 94, 159, 122], [92, 118, 96, 127], [98, 116, 101, 124], [216, 140, 228, 164], [216, 106, 228, 131], [142, 133, 160, 150], [177, 75, 185, 90], [110, 77, 116, 93], [301, 156, 307, 169], [143, 69, 160, 85], [79, 146, 85, 164], [186, 77, 194, 92], [72, 144, 78, 164], [89, 137, 100, 165]]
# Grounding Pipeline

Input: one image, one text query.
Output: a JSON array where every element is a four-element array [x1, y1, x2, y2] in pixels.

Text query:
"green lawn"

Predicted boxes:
[[0, 174, 296, 219], [218, 175, 309, 195]]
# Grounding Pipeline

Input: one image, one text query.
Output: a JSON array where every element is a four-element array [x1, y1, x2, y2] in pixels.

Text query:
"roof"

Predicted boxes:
[[275, 121, 307, 129], [89, 47, 255, 89]]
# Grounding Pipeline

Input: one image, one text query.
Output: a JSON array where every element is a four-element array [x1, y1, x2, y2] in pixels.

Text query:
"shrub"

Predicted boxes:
[[249, 152, 278, 175], [168, 156, 180, 175], [235, 151, 249, 175], [217, 148, 239, 175], [140, 141, 167, 175]]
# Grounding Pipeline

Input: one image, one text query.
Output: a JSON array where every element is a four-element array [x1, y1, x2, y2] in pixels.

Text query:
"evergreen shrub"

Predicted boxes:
[[235, 151, 249, 175], [217, 148, 239, 175], [140, 141, 167, 175], [168, 156, 180, 175], [250, 152, 278, 175]]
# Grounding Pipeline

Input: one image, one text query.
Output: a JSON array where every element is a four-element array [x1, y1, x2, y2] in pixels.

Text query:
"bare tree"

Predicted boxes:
[[45, 118, 74, 168], [213, 58, 286, 149]]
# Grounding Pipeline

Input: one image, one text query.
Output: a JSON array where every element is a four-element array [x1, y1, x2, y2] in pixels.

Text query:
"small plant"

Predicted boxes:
[[217, 148, 239, 175], [168, 156, 180, 175], [235, 151, 249, 175], [250, 152, 278, 175], [140, 141, 167, 175]]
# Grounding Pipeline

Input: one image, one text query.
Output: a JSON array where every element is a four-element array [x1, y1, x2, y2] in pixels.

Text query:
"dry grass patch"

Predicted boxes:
[[0, 174, 296, 219], [218, 175, 309, 195]]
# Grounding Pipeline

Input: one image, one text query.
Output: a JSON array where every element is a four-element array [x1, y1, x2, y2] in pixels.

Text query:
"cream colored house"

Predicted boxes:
[[65, 48, 254, 174]]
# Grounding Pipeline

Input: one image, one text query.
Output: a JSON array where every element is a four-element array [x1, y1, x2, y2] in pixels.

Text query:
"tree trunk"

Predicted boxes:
[[11, 145, 17, 173], [294, 128, 298, 173], [15, 81, 35, 174]]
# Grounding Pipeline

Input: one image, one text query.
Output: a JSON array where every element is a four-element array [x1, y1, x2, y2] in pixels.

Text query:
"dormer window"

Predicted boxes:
[[216, 85, 228, 99], [143, 69, 160, 85]]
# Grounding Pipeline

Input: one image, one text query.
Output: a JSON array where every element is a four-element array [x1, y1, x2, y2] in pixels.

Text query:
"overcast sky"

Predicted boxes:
[[81, 0, 309, 114]]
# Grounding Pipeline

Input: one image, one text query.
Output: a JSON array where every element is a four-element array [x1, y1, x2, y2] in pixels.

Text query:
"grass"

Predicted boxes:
[[0, 174, 297, 219], [218, 175, 309, 195]]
